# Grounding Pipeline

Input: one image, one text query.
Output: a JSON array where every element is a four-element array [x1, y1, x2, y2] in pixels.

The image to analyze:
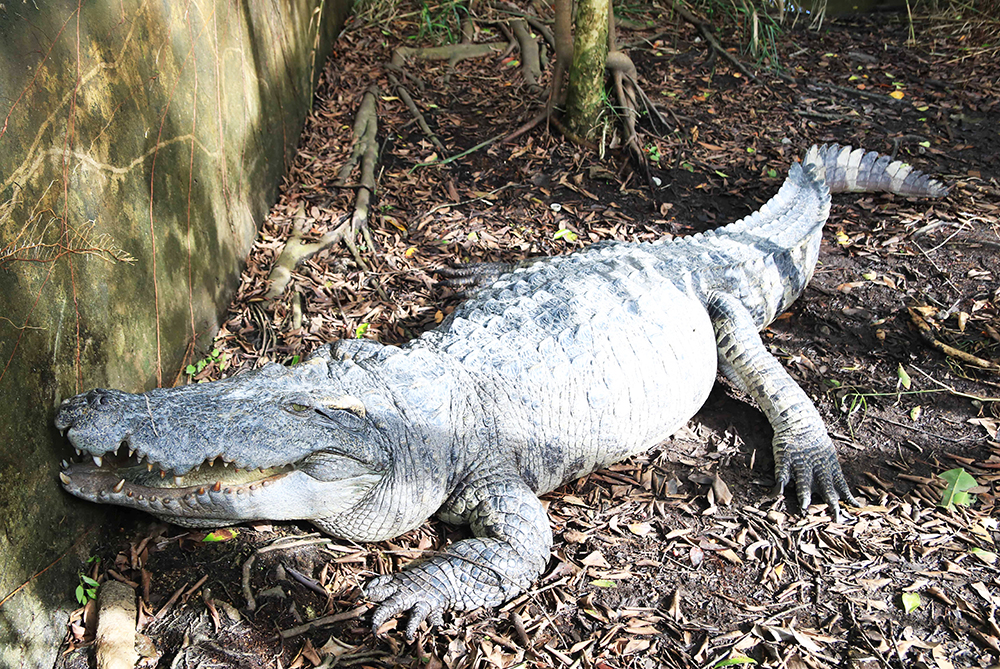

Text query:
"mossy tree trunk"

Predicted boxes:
[[564, 0, 610, 140]]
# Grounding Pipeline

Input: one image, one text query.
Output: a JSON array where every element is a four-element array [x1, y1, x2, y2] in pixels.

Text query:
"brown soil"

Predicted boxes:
[[57, 4, 1000, 669]]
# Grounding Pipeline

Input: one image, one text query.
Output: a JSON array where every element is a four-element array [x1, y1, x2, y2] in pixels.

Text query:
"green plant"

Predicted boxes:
[[415, 0, 467, 44], [75, 557, 100, 605], [939, 468, 977, 509], [185, 348, 228, 377]]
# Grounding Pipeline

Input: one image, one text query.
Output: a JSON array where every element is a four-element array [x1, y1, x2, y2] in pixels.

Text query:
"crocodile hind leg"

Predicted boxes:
[[706, 291, 860, 520], [364, 474, 551, 639]]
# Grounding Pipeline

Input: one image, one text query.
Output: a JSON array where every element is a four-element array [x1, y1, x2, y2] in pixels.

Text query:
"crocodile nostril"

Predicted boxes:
[[86, 389, 110, 408]]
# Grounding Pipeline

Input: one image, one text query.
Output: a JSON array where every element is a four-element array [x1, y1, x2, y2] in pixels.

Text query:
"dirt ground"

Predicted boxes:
[[57, 3, 1000, 668]]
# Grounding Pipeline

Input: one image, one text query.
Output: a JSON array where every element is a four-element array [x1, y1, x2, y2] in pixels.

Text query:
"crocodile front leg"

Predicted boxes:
[[707, 292, 860, 520], [365, 474, 551, 639]]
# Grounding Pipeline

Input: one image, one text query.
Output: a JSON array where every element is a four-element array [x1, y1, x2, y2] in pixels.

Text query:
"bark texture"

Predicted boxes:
[[564, 0, 610, 140]]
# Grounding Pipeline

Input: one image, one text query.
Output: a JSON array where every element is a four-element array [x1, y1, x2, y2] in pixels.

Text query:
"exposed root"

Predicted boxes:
[[392, 42, 505, 67], [510, 18, 542, 92], [265, 87, 380, 302], [95, 580, 139, 669], [389, 73, 445, 153]]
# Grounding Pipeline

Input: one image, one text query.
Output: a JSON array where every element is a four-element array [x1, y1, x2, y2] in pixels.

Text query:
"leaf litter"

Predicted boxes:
[[57, 3, 1000, 668]]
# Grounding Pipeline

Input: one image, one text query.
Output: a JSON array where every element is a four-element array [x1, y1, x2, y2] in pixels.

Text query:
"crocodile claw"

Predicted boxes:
[[774, 432, 860, 523], [366, 573, 448, 640]]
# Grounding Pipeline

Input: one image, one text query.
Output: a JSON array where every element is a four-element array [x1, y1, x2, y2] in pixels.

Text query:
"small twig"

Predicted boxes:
[[908, 309, 1000, 373], [411, 131, 508, 170], [257, 535, 334, 554], [873, 416, 974, 443], [151, 581, 187, 622], [909, 364, 1000, 402], [241, 554, 257, 612], [283, 563, 330, 598], [278, 605, 370, 639]]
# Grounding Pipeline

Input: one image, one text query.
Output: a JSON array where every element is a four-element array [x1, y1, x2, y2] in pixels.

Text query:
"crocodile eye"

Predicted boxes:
[[289, 403, 310, 413]]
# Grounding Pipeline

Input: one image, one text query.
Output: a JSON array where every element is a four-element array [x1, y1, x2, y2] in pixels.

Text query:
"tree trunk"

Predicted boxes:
[[564, 0, 609, 140]]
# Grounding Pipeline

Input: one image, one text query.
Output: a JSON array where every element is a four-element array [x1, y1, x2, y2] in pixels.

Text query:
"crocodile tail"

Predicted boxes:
[[806, 144, 949, 198]]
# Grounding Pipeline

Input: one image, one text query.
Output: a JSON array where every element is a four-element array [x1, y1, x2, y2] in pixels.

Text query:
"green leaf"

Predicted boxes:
[[355, 323, 370, 339], [746, 147, 756, 154], [290, 354, 301, 365], [211, 348, 220, 358], [767, 168, 778, 178], [938, 468, 977, 509], [185, 364, 196, 375], [916, 106, 930, 111], [919, 141, 931, 148], [75, 584, 86, 605], [971, 547, 998, 565], [590, 579, 616, 588], [553, 228, 578, 243], [715, 170, 730, 178], [81, 575, 99, 588], [203, 529, 239, 542], [897, 364, 911, 390], [715, 657, 758, 667], [861, 272, 877, 281], [901, 591, 921, 612]]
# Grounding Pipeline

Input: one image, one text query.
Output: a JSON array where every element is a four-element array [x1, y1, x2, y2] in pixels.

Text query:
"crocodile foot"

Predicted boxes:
[[365, 571, 449, 640], [773, 427, 860, 523]]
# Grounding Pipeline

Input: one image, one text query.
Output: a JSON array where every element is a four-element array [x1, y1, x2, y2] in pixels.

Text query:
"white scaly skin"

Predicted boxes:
[[56, 145, 947, 639]]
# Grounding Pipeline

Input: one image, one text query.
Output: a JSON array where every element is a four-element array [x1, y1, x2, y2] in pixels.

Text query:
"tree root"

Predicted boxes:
[[510, 18, 543, 93], [389, 72, 445, 153], [265, 86, 381, 302], [95, 580, 139, 669], [392, 42, 505, 67]]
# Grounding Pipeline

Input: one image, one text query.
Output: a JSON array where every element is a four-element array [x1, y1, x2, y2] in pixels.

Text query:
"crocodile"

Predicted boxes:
[[56, 145, 948, 638]]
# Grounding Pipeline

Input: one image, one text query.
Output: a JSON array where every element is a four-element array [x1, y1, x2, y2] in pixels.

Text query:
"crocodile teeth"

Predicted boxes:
[[197, 487, 206, 495], [75, 448, 82, 456], [174, 476, 184, 485], [208, 457, 216, 467], [147, 463, 154, 472], [113, 479, 125, 494], [59, 472, 71, 485], [129, 448, 136, 458], [159, 470, 166, 479], [212, 481, 222, 492], [93, 455, 103, 467], [61, 460, 69, 469]]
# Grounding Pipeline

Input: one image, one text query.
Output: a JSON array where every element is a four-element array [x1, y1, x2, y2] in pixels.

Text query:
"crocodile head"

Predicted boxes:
[[55, 349, 395, 532]]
